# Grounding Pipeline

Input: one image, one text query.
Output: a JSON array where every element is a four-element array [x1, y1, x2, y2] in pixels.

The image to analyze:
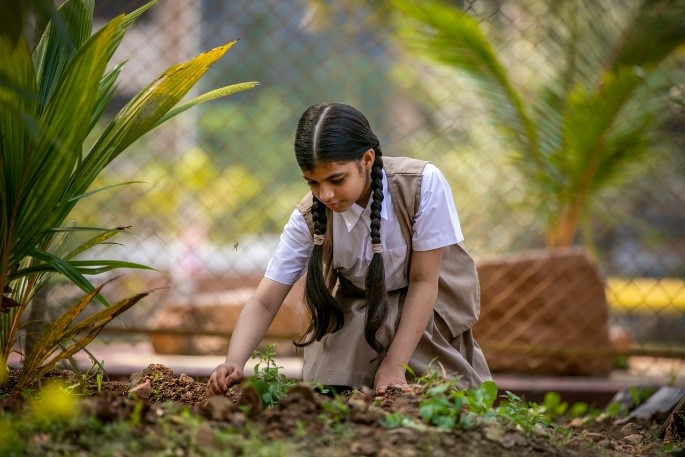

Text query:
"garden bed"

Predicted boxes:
[[2, 361, 681, 456]]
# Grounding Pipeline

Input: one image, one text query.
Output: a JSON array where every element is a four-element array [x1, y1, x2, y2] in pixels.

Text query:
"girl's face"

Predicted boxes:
[[302, 149, 375, 212]]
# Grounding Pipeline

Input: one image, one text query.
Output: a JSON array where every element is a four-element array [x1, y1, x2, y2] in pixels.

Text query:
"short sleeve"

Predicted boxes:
[[412, 163, 464, 251], [264, 209, 313, 285]]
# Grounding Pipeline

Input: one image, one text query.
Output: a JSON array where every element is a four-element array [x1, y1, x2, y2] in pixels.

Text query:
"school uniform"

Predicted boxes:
[[265, 156, 491, 388]]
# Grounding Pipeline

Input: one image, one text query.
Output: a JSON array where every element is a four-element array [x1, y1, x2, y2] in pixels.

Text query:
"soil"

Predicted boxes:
[[2, 364, 683, 456]]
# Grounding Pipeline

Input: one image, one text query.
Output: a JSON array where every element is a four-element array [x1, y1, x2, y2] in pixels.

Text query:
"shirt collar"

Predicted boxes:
[[340, 170, 391, 232]]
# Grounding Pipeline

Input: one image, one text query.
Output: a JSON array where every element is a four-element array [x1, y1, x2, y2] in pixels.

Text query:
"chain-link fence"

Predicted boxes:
[[50, 0, 685, 379]]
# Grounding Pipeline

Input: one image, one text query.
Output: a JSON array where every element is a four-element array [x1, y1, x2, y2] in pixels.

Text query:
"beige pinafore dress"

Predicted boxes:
[[296, 156, 491, 389]]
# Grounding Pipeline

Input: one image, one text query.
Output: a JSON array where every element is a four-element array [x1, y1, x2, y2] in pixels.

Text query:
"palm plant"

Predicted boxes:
[[0, 0, 257, 395], [393, 0, 685, 248]]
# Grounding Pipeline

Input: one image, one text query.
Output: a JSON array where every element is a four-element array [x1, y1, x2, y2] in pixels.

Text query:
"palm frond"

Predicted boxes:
[[72, 41, 240, 203], [37, 291, 150, 382], [612, 0, 685, 68], [393, 0, 539, 164], [557, 0, 685, 203], [14, 284, 149, 393], [392, 0, 685, 247], [17, 282, 103, 383]]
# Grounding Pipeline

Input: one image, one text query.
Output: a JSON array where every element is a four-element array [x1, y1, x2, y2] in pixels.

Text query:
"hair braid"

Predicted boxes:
[[364, 148, 388, 355], [294, 197, 344, 347]]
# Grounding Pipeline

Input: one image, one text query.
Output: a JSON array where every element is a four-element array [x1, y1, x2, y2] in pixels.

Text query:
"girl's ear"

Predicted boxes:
[[361, 148, 375, 170]]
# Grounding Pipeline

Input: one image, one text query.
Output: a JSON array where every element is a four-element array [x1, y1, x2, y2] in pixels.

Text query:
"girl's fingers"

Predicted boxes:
[[226, 369, 244, 386], [376, 383, 413, 395], [215, 366, 230, 392], [207, 364, 240, 396]]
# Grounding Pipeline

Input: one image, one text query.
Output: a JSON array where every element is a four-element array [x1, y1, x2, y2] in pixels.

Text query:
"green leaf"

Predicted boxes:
[[10, 259, 152, 280], [28, 248, 107, 305], [62, 181, 146, 203], [63, 226, 130, 260], [153, 81, 260, 128], [89, 63, 124, 133], [33, 0, 95, 114], [478, 380, 499, 409]]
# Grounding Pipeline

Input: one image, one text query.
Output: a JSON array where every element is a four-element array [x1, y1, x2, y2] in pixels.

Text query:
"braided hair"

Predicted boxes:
[[293, 103, 388, 355]]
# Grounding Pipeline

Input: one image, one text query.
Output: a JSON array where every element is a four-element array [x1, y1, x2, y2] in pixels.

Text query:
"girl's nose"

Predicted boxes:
[[319, 185, 334, 201]]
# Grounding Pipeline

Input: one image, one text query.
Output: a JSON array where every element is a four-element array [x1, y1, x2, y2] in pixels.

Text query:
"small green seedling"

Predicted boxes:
[[247, 344, 295, 408], [417, 378, 498, 430]]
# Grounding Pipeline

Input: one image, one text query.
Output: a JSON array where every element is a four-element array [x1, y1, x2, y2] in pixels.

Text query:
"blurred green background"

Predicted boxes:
[[55, 1, 684, 353]]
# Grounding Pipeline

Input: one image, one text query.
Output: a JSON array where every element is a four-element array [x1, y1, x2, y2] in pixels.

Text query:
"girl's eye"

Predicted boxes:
[[330, 178, 343, 184]]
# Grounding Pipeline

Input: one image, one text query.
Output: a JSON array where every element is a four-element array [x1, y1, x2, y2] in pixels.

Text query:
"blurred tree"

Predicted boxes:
[[393, 0, 685, 248]]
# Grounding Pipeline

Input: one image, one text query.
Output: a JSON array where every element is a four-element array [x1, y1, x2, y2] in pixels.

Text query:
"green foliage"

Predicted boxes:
[[247, 344, 296, 408], [319, 397, 350, 427], [0, 0, 256, 397], [541, 391, 568, 422], [417, 379, 498, 430], [0, 414, 24, 457], [628, 386, 656, 408], [568, 401, 589, 418], [393, 0, 685, 247], [128, 401, 144, 427], [495, 391, 546, 432], [395, 366, 616, 434], [380, 411, 432, 431]]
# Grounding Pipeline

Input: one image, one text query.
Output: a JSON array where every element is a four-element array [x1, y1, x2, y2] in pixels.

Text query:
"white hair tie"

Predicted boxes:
[[372, 243, 383, 254], [313, 234, 325, 246]]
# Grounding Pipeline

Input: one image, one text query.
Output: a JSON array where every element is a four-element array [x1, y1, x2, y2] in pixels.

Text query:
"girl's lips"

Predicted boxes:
[[328, 202, 343, 210]]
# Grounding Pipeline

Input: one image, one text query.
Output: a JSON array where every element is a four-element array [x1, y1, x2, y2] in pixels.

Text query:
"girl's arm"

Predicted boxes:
[[207, 277, 293, 395], [374, 247, 443, 393]]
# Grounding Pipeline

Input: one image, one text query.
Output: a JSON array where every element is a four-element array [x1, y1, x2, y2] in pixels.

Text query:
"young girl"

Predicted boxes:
[[207, 102, 490, 396]]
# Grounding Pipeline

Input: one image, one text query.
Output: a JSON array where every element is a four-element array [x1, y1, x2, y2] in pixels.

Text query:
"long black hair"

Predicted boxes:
[[293, 102, 388, 355]]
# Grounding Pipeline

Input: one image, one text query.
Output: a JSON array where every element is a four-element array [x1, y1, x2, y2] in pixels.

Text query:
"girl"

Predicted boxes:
[[207, 102, 490, 395]]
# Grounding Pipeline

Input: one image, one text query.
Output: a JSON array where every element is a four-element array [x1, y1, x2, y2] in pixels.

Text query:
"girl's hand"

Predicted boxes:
[[206, 363, 244, 396], [374, 360, 412, 395]]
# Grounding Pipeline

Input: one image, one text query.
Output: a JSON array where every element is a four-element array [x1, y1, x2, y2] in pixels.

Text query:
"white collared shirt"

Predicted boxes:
[[264, 163, 464, 290]]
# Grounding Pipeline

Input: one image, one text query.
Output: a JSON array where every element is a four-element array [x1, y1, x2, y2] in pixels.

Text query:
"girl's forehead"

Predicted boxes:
[[302, 160, 356, 178]]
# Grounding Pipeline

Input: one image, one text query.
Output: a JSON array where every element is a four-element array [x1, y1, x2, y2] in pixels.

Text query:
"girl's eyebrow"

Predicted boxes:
[[303, 172, 346, 182]]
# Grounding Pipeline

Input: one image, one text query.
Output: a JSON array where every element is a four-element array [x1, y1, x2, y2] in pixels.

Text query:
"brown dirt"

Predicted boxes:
[[3, 364, 683, 456]]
